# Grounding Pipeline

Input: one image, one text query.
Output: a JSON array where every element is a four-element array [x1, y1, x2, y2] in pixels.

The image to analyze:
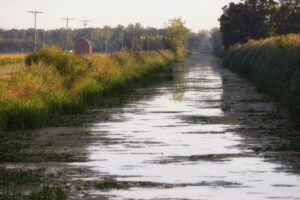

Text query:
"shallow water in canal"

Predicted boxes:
[[71, 53, 300, 199]]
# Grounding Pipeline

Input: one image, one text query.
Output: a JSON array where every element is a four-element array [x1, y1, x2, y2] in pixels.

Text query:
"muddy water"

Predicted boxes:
[[71, 53, 300, 199]]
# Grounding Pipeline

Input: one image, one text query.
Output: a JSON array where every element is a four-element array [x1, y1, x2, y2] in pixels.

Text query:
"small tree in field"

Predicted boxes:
[[164, 18, 190, 60]]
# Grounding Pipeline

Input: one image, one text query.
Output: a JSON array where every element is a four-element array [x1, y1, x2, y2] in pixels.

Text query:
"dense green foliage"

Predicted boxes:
[[0, 47, 176, 131], [164, 18, 190, 60], [223, 34, 300, 118], [220, 0, 300, 48]]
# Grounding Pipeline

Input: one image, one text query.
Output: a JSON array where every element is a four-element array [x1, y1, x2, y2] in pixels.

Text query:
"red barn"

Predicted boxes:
[[73, 37, 93, 55]]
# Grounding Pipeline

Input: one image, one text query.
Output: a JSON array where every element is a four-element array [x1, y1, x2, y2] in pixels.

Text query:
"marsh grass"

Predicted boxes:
[[223, 34, 300, 118], [0, 167, 67, 200], [0, 182, 67, 200], [0, 47, 175, 131]]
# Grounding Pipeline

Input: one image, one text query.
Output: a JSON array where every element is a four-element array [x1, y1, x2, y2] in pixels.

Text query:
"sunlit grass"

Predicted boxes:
[[0, 47, 176, 131]]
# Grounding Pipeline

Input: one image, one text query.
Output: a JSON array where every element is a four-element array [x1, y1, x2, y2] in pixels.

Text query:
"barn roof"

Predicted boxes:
[[74, 37, 93, 47]]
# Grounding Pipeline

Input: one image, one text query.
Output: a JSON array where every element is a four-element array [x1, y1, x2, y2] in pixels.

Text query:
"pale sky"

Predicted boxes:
[[0, 0, 239, 32]]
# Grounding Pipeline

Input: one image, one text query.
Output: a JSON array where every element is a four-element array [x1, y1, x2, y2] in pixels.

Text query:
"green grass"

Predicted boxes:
[[223, 34, 300, 118], [0, 47, 176, 131], [0, 182, 67, 200]]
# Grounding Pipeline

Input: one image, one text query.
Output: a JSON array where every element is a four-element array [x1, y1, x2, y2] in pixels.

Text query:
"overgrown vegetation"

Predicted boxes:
[[0, 47, 176, 131], [223, 34, 300, 118]]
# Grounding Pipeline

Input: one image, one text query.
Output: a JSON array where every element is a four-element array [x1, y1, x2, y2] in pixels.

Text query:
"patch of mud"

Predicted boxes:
[[91, 178, 241, 191], [150, 153, 255, 164], [179, 115, 236, 125]]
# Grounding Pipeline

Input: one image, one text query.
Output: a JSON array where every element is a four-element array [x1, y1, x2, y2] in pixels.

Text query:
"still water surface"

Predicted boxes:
[[75, 53, 300, 199]]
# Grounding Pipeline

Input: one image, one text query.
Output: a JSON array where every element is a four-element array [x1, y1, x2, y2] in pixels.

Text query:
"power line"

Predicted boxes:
[[27, 10, 43, 52], [80, 20, 90, 29], [61, 17, 74, 51]]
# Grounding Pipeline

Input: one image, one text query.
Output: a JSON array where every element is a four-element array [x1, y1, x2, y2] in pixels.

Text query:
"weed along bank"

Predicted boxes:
[[0, 47, 176, 131]]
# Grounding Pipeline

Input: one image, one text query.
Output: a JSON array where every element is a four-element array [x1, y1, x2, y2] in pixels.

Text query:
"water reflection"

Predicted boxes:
[[169, 64, 187, 102], [74, 53, 300, 200]]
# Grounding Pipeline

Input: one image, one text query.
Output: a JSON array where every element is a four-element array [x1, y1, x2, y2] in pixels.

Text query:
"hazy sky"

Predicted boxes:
[[0, 0, 239, 32]]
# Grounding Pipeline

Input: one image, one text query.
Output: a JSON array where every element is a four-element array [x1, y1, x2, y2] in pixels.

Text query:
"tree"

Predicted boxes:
[[219, 0, 279, 48], [276, 0, 300, 34], [164, 18, 190, 60]]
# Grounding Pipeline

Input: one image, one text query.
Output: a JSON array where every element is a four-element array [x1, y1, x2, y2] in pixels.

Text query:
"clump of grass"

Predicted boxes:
[[0, 47, 176, 131], [95, 178, 128, 190], [223, 34, 300, 118], [0, 182, 67, 200], [0, 166, 67, 200], [0, 168, 42, 186], [28, 183, 67, 200]]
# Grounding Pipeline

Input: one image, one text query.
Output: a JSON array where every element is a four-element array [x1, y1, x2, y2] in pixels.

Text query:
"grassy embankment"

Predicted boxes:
[[223, 34, 300, 118], [0, 54, 25, 67], [0, 47, 176, 131]]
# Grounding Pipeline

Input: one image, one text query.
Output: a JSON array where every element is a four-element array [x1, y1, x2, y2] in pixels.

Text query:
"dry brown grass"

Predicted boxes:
[[0, 53, 26, 59], [233, 34, 300, 48]]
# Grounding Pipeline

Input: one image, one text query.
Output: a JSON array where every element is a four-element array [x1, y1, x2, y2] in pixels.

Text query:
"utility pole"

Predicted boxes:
[[105, 40, 108, 53], [121, 31, 124, 51], [132, 32, 135, 50], [28, 11, 43, 52], [80, 20, 90, 29], [61, 17, 74, 51], [140, 36, 145, 51], [80, 19, 90, 39], [147, 37, 150, 51], [104, 27, 109, 53]]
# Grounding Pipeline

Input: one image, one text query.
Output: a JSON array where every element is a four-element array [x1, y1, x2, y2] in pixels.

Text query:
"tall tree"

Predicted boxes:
[[219, 0, 279, 48], [164, 18, 190, 60]]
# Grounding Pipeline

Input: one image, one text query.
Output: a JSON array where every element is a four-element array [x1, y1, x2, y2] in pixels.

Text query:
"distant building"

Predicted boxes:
[[73, 37, 93, 55]]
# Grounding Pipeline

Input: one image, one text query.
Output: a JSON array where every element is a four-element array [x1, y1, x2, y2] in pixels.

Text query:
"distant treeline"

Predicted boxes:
[[0, 23, 218, 53], [0, 24, 166, 53], [220, 0, 300, 48]]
